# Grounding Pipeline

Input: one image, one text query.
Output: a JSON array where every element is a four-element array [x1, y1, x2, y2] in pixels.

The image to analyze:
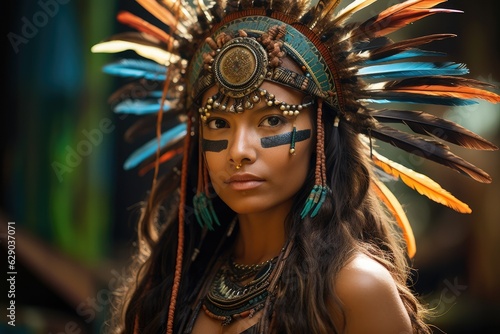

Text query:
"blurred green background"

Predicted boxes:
[[2, 1, 499, 333]]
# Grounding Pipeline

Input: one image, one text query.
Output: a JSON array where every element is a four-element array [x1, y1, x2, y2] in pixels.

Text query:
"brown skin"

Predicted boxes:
[[336, 254, 413, 334], [192, 80, 412, 334]]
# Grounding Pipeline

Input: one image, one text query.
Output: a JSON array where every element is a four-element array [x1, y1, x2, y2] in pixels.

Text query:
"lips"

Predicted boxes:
[[225, 173, 265, 191]]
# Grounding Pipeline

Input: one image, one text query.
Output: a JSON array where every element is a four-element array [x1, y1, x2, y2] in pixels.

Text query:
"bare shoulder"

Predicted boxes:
[[335, 253, 413, 334]]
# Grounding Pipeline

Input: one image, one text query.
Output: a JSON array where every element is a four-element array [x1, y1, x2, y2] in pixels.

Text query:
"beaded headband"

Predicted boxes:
[[189, 12, 338, 110]]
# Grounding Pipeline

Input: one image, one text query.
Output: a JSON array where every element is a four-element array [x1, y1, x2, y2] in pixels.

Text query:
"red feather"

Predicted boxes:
[[117, 11, 174, 45]]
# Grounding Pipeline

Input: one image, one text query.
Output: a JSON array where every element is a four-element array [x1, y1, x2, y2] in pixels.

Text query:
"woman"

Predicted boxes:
[[187, 60, 419, 333], [92, 0, 499, 333]]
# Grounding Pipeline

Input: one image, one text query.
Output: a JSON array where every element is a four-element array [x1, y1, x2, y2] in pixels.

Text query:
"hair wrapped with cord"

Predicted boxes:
[[92, 0, 500, 332]]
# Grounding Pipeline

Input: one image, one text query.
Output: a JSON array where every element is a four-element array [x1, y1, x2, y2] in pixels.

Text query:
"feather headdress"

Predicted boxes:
[[92, 0, 499, 331]]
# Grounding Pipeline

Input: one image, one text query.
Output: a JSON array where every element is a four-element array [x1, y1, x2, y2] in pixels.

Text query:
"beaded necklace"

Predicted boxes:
[[202, 256, 278, 326]]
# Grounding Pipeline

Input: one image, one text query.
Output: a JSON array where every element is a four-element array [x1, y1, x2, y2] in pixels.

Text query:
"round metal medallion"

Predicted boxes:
[[213, 37, 269, 98]]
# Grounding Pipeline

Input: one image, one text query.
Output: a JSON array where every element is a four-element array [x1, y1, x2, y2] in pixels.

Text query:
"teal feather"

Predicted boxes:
[[124, 123, 186, 170], [361, 95, 478, 106], [114, 99, 172, 114], [193, 192, 221, 230], [363, 50, 445, 65], [310, 187, 328, 217], [103, 59, 167, 80], [358, 62, 468, 80], [300, 186, 318, 218]]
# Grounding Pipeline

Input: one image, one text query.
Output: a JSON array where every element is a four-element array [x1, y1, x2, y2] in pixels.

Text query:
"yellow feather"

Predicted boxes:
[[91, 40, 181, 65], [332, 0, 378, 25], [371, 150, 472, 214], [371, 178, 416, 258]]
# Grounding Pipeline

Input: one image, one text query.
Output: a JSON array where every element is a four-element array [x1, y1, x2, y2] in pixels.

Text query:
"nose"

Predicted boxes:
[[227, 124, 257, 167]]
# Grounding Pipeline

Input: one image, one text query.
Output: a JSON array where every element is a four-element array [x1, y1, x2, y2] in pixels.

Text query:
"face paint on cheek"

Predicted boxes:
[[202, 138, 228, 152], [261, 129, 311, 148]]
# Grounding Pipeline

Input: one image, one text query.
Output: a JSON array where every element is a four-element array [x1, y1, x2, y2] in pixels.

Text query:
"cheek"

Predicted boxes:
[[204, 152, 228, 189], [265, 138, 312, 185]]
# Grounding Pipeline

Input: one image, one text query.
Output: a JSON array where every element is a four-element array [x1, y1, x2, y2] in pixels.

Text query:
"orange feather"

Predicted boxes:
[[136, 0, 190, 38], [139, 147, 184, 176], [371, 178, 416, 258], [117, 11, 174, 45], [351, 0, 457, 40], [385, 85, 500, 104], [371, 151, 472, 213], [376, 0, 447, 21]]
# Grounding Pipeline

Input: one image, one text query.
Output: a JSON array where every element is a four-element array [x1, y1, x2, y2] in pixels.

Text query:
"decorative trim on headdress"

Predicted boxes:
[[189, 11, 339, 108]]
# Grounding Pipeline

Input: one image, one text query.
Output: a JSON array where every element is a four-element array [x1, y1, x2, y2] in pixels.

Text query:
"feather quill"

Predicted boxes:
[[373, 109, 498, 150], [358, 62, 468, 80], [369, 124, 492, 183], [371, 177, 416, 258], [371, 150, 471, 213]]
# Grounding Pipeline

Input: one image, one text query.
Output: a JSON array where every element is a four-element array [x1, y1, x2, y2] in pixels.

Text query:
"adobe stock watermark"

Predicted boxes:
[[48, 268, 133, 334], [51, 118, 115, 182], [428, 277, 468, 316], [8, 0, 72, 54]]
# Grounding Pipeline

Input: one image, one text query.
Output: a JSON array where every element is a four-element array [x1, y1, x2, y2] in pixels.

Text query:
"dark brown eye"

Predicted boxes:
[[207, 118, 228, 129], [261, 116, 284, 127]]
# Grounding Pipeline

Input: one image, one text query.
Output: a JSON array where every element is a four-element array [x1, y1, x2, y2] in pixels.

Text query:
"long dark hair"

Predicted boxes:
[[106, 102, 432, 333]]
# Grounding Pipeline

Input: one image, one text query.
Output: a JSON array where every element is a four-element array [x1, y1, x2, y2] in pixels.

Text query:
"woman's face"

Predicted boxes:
[[201, 81, 314, 215]]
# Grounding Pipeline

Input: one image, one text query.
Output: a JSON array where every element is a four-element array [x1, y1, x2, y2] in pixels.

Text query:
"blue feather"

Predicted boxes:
[[124, 123, 187, 170], [149, 91, 164, 98], [114, 99, 172, 115], [360, 96, 479, 106], [364, 50, 445, 65], [358, 62, 469, 80], [103, 59, 167, 80]]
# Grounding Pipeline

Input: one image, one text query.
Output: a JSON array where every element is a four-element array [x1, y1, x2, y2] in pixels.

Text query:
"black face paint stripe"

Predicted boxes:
[[261, 129, 311, 148], [202, 139, 228, 152]]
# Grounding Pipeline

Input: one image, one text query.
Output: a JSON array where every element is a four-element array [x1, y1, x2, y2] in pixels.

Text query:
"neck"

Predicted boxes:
[[233, 206, 288, 265]]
